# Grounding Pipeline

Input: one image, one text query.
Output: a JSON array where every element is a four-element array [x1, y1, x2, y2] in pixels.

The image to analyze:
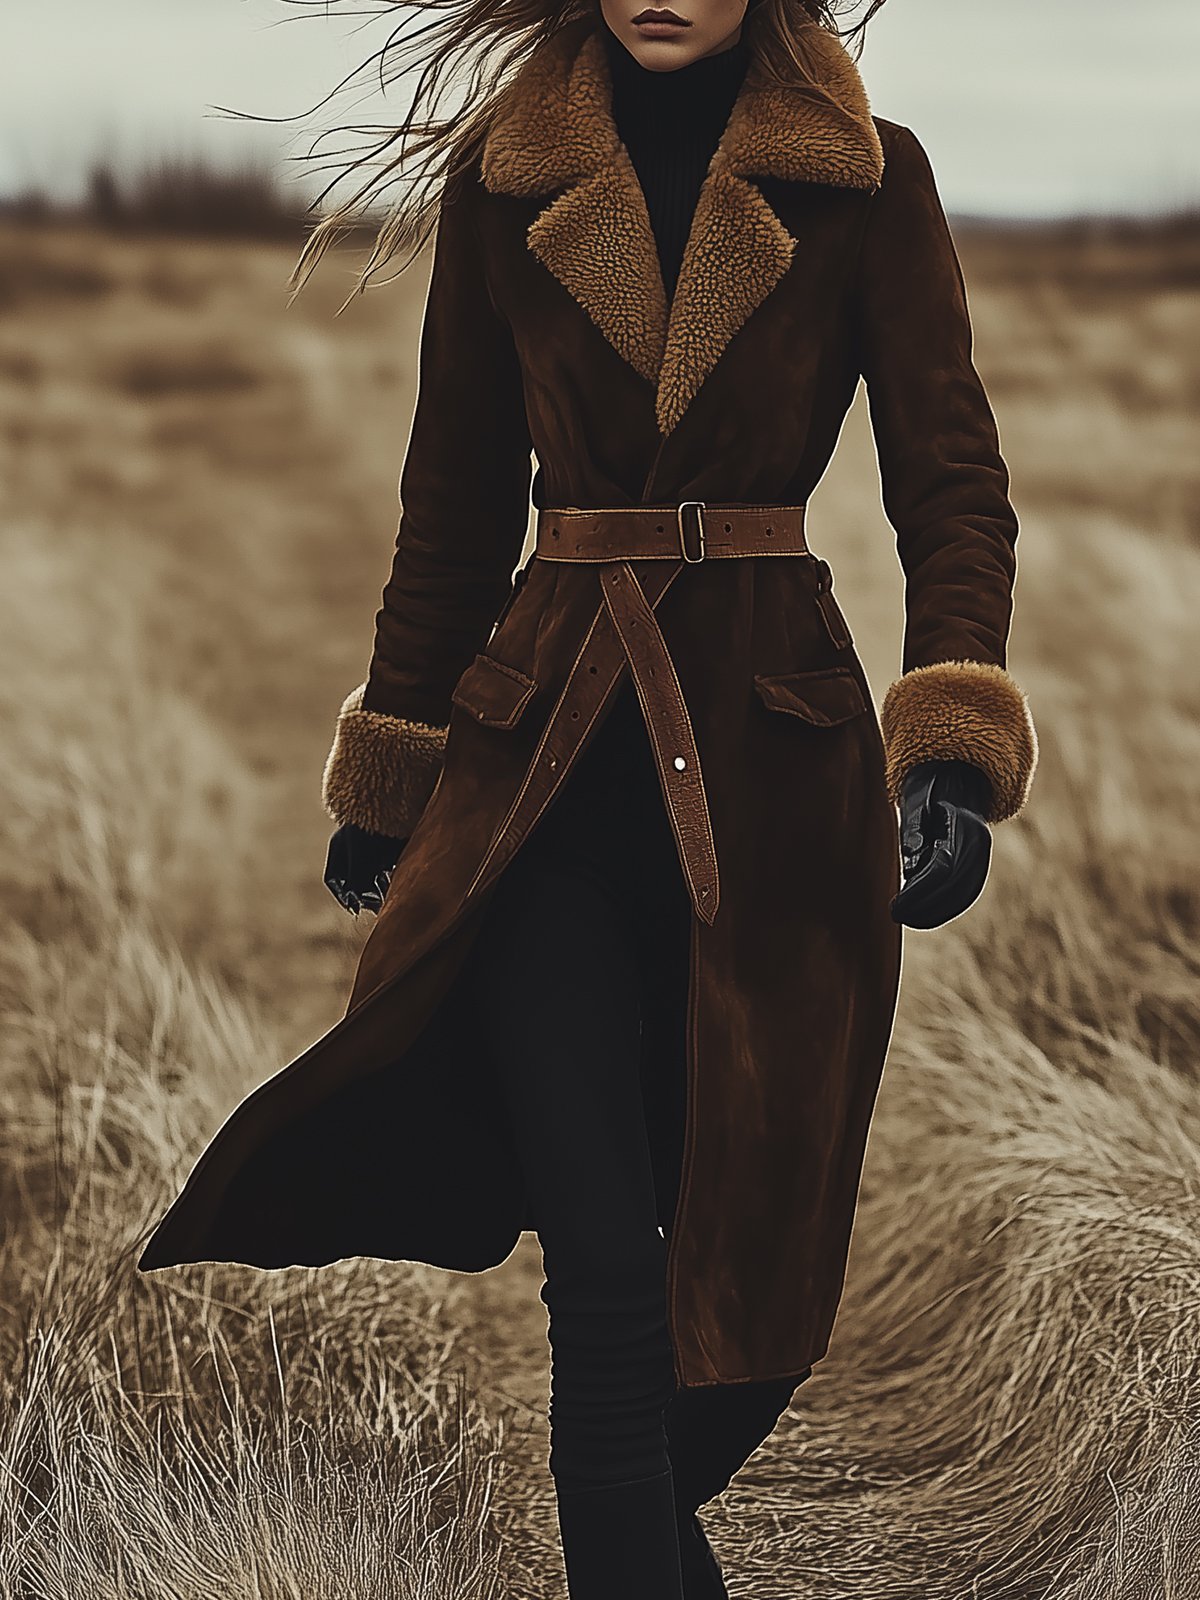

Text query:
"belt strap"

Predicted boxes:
[[600, 562, 719, 919], [535, 502, 809, 564], [531, 504, 810, 923]]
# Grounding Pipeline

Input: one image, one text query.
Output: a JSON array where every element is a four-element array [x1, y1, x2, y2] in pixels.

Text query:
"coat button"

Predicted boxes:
[[674, 756, 687, 771]]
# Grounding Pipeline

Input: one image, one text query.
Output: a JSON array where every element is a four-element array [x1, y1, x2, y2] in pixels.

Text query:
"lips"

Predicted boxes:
[[632, 8, 692, 24]]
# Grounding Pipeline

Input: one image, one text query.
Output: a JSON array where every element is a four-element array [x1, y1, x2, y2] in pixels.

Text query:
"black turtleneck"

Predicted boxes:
[[601, 23, 751, 300]]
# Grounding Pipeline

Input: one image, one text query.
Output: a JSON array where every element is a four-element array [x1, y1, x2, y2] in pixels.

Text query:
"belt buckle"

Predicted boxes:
[[676, 500, 706, 564]]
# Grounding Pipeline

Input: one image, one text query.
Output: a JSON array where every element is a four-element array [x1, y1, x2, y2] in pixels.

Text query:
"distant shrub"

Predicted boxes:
[[110, 348, 261, 399], [0, 240, 113, 311], [85, 155, 309, 239], [0, 189, 54, 224], [954, 209, 1200, 292]]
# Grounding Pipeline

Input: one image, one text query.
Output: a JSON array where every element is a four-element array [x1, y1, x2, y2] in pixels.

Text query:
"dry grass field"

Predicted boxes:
[[0, 213, 1197, 1598]]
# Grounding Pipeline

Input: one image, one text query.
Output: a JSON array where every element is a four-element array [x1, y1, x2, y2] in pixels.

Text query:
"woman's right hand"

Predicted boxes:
[[324, 822, 406, 915]]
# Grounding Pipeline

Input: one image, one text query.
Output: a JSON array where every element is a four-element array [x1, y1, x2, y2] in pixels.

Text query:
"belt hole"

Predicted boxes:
[[656, 524, 665, 532], [588, 665, 598, 675], [570, 709, 580, 720], [766, 526, 774, 536], [724, 522, 732, 533], [551, 527, 560, 539]]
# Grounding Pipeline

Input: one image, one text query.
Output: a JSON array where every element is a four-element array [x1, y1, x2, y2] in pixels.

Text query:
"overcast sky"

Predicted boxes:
[[3, 0, 1198, 217]]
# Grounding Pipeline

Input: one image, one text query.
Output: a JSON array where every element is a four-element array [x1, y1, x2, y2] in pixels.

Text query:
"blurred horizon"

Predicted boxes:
[[4, 0, 1199, 221]]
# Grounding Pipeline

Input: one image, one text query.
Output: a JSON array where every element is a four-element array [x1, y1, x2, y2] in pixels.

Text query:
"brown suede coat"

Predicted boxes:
[[138, 15, 1037, 1386]]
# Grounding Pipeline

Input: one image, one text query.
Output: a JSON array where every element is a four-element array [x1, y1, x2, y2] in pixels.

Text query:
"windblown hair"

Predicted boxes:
[[281, 0, 890, 304]]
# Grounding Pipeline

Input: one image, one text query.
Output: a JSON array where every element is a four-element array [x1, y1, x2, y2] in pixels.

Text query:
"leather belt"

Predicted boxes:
[[534, 503, 811, 924], [535, 501, 809, 564]]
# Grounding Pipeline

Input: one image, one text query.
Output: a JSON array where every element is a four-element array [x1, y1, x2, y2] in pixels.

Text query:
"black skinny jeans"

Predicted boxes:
[[464, 681, 804, 1496]]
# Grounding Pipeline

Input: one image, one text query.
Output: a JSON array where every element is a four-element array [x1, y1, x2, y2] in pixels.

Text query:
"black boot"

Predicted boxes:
[[665, 1373, 807, 1510], [554, 1468, 686, 1599], [677, 1507, 728, 1598], [665, 1372, 810, 1598]]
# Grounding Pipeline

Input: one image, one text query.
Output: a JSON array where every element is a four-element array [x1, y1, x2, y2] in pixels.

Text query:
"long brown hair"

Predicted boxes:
[[281, 0, 890, 305]]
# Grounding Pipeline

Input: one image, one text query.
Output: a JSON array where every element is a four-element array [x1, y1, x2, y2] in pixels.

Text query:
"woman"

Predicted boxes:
[[139, 0, 1038, 1592]]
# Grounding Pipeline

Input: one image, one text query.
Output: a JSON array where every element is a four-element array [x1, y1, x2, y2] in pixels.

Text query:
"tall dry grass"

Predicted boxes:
[[730, 224, 1200, 1600], [0, 215, 1197, 1596], [0, 223, 514, 1596]]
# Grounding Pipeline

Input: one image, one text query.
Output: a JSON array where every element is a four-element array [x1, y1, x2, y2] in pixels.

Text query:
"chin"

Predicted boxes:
[[624, 34, 709, 68]]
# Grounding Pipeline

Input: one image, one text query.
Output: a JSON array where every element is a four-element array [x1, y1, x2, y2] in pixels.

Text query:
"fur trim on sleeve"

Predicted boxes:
[[321, 683, 449, 839], [880, 659, 1038, 823]]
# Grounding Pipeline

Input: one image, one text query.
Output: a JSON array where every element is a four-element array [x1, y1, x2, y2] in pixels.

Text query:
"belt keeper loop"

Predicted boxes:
[[677, 500, 706, 563]]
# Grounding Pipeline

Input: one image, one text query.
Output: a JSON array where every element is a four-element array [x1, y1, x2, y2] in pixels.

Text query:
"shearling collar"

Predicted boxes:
[[480, 17, 883, 434]]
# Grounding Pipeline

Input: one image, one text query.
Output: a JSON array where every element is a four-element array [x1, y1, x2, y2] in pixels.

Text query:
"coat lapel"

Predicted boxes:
[[481, 19, 883, 437]]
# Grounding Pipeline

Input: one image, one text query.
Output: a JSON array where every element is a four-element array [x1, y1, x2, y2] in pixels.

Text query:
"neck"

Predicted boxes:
[[601, 23, 751, 134], [596, 20, 753, 301]]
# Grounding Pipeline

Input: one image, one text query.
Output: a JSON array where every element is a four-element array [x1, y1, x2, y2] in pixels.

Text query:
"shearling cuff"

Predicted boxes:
[[321, 682, 448, 838], [880, 659, 1038, 823]]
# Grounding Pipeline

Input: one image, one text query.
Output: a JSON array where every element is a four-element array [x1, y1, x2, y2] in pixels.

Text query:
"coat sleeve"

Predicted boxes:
[[321, 161, 534, 838], [853, 122, 1037, 824]]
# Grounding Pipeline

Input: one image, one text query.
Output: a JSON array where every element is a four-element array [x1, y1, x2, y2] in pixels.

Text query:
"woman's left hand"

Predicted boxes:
[[890, 759, 993, 929], [324, 822, 406, 915]]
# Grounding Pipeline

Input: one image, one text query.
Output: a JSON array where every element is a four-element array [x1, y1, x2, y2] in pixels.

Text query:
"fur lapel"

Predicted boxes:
[[481, 18, 883, 436]]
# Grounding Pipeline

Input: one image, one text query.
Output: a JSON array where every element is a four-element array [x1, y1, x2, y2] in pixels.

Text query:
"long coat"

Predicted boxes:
[[138, 15, 1037, 1386]]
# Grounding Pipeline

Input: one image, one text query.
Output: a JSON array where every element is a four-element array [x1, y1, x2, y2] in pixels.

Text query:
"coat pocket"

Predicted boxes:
[[753, 666, 868, 726], [451, 652, 536, 729]]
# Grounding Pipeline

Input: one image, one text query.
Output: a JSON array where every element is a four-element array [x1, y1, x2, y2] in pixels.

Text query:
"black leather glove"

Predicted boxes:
[[324, 822, 406, 915], [890, 759, 993, 930]]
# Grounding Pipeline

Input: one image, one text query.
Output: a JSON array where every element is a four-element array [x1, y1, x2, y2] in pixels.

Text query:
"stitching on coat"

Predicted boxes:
[[451, 653, 536, 728], [463, 598, 608, 900]]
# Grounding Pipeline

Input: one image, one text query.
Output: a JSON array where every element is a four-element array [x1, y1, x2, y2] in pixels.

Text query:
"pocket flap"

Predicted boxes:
[[451, 653, 536, 728], [754, 667, 868, 726]]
